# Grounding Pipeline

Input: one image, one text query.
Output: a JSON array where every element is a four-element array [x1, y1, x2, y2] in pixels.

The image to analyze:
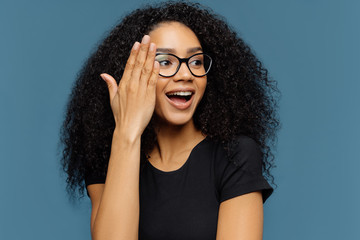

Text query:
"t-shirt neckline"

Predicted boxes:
[[147, 136, 208, 175]]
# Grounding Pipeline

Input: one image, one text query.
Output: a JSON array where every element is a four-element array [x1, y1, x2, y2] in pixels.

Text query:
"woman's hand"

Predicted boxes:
[[100, 35, 159, 139]]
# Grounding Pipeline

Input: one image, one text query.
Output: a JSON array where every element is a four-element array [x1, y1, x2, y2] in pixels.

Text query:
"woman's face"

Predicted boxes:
[[148, 21, 207, 126]]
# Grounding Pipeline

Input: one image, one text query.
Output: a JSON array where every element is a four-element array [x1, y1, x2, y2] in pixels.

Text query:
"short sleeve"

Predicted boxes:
[[217, 135, 273, 203], [84, 170, 106, 197]]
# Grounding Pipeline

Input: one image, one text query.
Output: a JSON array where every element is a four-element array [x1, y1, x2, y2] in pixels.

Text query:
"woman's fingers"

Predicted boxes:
[[139, 42, 156, 85], [101, 35, 158, 134], [130, 35, 151, 85], [100, 73, 118, 101], [100, 35, 156, 104], [122, 41, 140, 85], [148, 61, 159, 88]]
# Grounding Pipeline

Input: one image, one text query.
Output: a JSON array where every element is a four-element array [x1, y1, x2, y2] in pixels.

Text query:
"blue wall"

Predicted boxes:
[[1, 0, 359, 239]]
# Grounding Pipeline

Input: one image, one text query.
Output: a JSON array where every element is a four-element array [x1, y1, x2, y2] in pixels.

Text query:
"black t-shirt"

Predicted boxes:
[[85, 135, 273, 240]]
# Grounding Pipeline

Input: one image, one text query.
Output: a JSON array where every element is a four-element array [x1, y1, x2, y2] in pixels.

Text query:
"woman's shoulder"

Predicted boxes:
[[211, 135, 273, 203], [207, 134, 260, 156], [209, 134, 262, 171], [228, 135, 261, 159]]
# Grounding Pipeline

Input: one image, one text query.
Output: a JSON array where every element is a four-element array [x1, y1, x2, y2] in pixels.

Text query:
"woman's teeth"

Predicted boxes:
[[166, 91, 193, 96]]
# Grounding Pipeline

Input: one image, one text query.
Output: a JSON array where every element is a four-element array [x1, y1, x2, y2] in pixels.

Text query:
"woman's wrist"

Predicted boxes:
[[113, 126, 142, 145]]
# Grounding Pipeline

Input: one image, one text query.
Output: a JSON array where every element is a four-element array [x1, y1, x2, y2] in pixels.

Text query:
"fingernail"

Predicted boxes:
[[149, 43, 155, 52], [133, 41, 140, 50], [154, 61, 159, 68], [142, 35, 150, 44], [100, 74, 106, 81]]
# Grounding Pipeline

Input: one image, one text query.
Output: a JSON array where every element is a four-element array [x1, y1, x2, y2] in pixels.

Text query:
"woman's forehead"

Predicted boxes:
[[149, 22, 202, 55]]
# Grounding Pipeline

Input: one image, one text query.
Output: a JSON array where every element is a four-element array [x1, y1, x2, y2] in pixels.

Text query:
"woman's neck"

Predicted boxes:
[[151, 119, 206, 165]]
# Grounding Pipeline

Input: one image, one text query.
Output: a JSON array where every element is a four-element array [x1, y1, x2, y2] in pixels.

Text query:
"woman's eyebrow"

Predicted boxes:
[[187, 47, 202, 53], [156, 47, 203, 53], [156, 48, 175, 53]]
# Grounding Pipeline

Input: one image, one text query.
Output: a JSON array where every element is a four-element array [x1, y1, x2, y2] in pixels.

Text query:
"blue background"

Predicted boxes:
[[1, 0, 359, 239]]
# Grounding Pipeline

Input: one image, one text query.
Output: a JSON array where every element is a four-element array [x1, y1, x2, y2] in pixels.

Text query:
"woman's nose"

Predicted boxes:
[[173, 62, 193, 81]]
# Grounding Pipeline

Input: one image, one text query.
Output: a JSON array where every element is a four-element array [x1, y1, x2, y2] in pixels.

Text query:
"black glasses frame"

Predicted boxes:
[[155, 52, 212, 77]]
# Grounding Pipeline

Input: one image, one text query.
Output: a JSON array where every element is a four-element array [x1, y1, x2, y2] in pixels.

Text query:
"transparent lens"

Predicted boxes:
[[188, 54, 211, 76], [155, 54, 179, 77]]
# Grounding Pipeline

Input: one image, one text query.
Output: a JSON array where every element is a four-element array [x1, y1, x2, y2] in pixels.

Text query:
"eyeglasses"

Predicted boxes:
[[155, 53, 212, 77]]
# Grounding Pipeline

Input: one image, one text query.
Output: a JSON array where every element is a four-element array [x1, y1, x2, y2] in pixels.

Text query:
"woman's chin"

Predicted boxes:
[[154, 113, 194, 127]]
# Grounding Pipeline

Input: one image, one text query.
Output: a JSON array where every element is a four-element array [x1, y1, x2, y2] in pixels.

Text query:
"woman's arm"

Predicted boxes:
[[88, 35, 159, 240], [89, 132, 141, 240], [87, 184, 104, 235], [216, 191, 264, 240]]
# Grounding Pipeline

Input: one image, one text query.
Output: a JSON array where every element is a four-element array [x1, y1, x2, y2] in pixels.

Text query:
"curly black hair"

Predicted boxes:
[[59, 0, 280, 198]]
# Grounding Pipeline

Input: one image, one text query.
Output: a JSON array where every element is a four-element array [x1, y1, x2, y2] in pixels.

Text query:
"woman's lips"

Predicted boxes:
[[166, 94, 194, 110]]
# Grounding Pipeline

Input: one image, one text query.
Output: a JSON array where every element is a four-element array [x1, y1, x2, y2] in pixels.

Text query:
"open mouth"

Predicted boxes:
[[166, 91, 194, 104]]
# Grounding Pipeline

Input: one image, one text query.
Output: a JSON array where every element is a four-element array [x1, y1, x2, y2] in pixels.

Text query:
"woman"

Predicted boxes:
[[60, 1, 279, 239]]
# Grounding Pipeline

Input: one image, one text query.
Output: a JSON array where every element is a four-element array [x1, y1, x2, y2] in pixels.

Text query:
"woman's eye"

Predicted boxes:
[[190, 59, 203, 66], [155, 55, 175, 67], [158, 60, 171, 66]]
